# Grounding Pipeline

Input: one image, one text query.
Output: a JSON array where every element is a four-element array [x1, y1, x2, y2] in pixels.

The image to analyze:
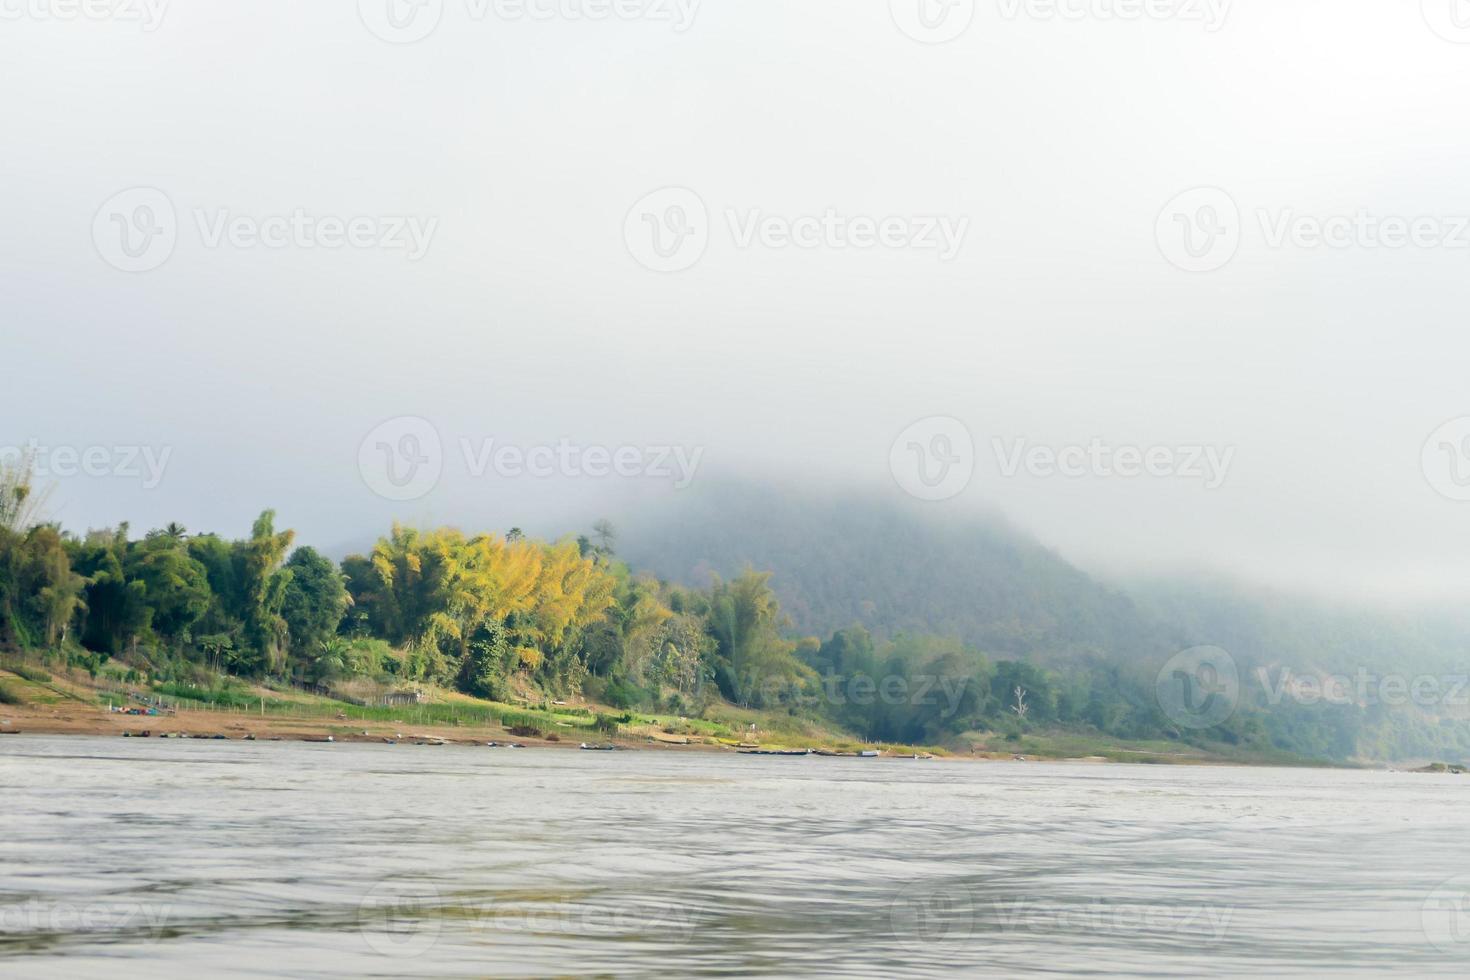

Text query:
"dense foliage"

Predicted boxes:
[[5, 461, 1470, 763]]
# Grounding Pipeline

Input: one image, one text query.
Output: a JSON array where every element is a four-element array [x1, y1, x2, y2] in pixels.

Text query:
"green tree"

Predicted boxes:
[[128, 532, 211, 650], [280, 546, 350, 669], [240, 511, 295, 674]]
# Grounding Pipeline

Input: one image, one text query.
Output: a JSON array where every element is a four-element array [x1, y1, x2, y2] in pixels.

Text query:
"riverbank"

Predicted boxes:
[[0, 663, 1326, 766]]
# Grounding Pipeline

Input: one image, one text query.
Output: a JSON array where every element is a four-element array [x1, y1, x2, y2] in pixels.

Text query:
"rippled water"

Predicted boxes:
[[3, 736, 1469, 977]]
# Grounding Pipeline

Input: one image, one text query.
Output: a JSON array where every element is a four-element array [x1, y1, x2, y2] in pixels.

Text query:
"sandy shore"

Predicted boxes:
[[0, 700, 714, 750]]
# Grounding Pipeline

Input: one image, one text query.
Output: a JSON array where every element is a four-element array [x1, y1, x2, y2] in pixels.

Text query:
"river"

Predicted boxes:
[[2, 736, 1467, 977]]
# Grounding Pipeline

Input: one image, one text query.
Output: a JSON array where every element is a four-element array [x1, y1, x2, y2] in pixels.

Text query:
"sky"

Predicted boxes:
[[4, 0, 1470, 602]]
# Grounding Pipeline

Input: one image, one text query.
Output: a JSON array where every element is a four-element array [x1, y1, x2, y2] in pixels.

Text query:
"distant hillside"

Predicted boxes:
[[621, 483, 1470, 668], [618, 484, 1182, 664], [616, 483, 1470, 763]]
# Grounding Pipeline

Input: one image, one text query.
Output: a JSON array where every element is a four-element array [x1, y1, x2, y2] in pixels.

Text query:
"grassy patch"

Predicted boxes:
[[1, 662, 52, 684]]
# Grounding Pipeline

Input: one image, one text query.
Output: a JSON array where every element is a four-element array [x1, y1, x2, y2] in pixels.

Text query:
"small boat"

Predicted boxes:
[[509, 743, 526, 749], [0, 730, 19, 735], [580, 742, 616, 751], [242, 734, 256, 741], [859, 750, 880, 758], [738, 748, 811, 756]]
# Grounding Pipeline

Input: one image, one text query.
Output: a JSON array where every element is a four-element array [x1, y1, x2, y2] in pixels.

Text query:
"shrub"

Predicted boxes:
[[0, 681, 22, 705]]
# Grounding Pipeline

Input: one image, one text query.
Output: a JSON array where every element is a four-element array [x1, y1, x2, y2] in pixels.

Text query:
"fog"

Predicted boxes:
[[5, 0, 1470, 601]]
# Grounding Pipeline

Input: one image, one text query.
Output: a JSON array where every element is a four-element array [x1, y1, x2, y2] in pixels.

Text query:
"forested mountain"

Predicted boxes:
[[619, 485, 1182, 663], [619, 482, 1470, 677]]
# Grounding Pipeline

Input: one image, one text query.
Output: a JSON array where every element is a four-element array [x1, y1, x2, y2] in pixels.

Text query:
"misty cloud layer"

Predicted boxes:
[[4, 0, 1470, 601]]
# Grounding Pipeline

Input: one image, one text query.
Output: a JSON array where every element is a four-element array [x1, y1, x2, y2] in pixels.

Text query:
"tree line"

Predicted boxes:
[[4, 458, 1422, 758]]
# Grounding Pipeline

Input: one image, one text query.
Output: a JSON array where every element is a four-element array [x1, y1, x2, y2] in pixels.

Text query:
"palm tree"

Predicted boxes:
[[591, 519, 617, 556]]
